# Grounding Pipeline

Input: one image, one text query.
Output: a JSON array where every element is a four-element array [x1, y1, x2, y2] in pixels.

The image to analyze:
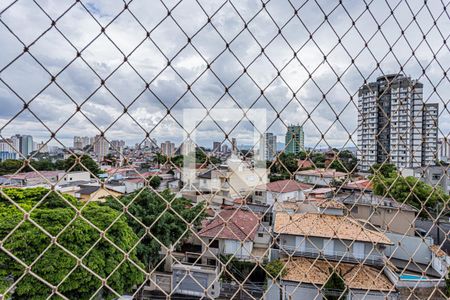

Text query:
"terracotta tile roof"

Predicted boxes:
[[274, 212, 392, 244], [297, 159, 314, 169], [282, 257, 394, 292], [295, 168, 347, 178], [255, 179, 312, 193], [315, 199, 346, 209], [198, 209, 259, 241], [344, 179, 373, 191], [3, 170, 61, 180]]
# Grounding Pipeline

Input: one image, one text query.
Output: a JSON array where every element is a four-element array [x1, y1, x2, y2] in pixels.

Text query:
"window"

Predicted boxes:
[[258, 233, 264, 238], [209, 239, 219, 248], [207, 259, 216, 266]]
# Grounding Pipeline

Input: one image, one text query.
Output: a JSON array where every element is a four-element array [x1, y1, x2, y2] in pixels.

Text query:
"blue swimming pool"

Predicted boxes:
[[399, 274, 427, 280]]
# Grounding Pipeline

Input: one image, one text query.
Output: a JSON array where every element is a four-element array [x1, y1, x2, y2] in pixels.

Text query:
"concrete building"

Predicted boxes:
[[160, 141, 175, 157], [231, 138, 237, 153], [437, 137, 450, 162], [93, 135, 109, 161], [13, 134, 34, 156], [294, 168, 347, 186], [336, 192, 418, 236], [252, 179, 312, 206], [35, 141, 48, 153], [267, 211, 396, 300], [212, 141, 221, 153], [198, 208, 270, 262], [422, 103, 439, 165], [196, 154, 268, 199], [0, 138, 17, 161], [73, 136, 90, 149], [110, 140, 125, 151], [262, 132, 277, 161], [357, 74, 438, 172], [285, 125, 304, 154], [401, 166, 449, 194]]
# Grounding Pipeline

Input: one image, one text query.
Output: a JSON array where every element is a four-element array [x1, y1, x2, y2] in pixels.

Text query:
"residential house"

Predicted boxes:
[[1, 170, 62, 187], [57, 171, 91, 183], [196, 154, 268, 199], [273, 212, 392, 266], [295, 168, 347, 186], [401, 166, 449, 194], [252, 179, 313, 205], [266, 257, 397, 300], [74, 185, 123, 202], [268, 211, 396, 299], [335, 192, 417, 236], [197, 208, 269, 263]]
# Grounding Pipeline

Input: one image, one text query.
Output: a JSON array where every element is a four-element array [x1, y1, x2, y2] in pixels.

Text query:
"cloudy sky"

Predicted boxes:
[[0, 0, 449, 152]]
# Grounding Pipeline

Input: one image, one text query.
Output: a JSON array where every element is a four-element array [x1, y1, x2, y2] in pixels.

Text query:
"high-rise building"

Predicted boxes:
[[357, 74, 438, 172], [212, 141, 221, 153], [22, 135, 33, 156], [73, 136, 91, 149], [36, 141, 48, 153], [93, 135, 109, 161], [285, 125, 304, 154], [144, 138, 158, 151], [12, 134, 34, 157], [110, 140, 126, 151], [0, 138, 17, 161], [221, 144, 229, 153], [231, 138, 237, 154], [262, 132, 277, 161], [422, 103, 438, 165], [160, 141, 175, 157], [438, 137, 450, 162]]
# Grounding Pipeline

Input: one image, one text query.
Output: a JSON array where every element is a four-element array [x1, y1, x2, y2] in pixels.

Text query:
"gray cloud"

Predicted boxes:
[[0, 0, 449, 150]]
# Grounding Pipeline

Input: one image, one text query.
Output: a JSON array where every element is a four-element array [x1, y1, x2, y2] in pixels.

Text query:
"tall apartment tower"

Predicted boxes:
[[438, 137, 450, 162], [357, 74, 438, 172], [212, 141, 221, 153], [285, 125, 304, 154], [160, 141, 175, 157], [93, 135, 109, 161], [262, 132, 277, 161]]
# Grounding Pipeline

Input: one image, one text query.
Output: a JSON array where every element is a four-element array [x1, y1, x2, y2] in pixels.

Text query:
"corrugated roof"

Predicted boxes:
[[274, 212, 392, 244]]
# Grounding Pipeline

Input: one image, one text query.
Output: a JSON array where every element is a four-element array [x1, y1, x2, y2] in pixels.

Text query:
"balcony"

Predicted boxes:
[[277, 246, 385, 267]]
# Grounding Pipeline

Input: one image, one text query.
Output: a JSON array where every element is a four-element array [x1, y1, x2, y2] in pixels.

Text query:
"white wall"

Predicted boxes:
[[266, 190, 304, 205], [58, 171, 91, 183], [223, 240, 253, 258], [383, 232, 433, 264]]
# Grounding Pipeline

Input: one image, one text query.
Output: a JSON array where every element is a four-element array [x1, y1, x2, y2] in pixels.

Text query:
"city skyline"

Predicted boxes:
[[1, 1, 449, 150]]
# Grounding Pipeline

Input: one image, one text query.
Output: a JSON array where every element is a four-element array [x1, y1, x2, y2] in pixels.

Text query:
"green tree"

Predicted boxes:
[[30, 159, 57, 171], [264, 259, 286, 279], [64, 154, 102, 176], [323, 268, 347, 300], [148, 175, 162, 189], [104, 189, 206, 267], [369, 163, 397, 177], [0, 188, 144, 300], [0, 159, 25, 175]]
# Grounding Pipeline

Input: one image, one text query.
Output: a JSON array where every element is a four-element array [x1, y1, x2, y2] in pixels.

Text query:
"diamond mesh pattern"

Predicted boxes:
[[0, 0, 449, 300]]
